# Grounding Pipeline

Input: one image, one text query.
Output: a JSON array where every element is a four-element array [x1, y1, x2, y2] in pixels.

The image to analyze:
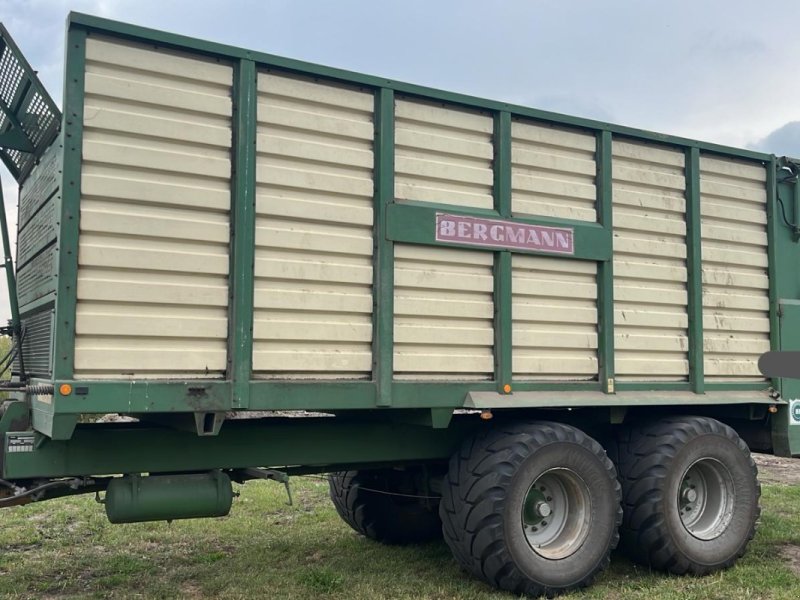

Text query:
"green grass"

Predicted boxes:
[[0, 478, 798, 599]]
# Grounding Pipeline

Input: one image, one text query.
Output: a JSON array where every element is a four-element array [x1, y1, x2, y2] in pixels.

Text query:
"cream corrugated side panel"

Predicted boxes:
[[75, 37, 232, 379], [612, 140, 689, 380], [253, 71, 374, 378], [395, 99, 493, 209], [700, 156, 769, 380], [511, 120, 597, 222], [512, 256, 598, 380], [394, 245, 494, 379]]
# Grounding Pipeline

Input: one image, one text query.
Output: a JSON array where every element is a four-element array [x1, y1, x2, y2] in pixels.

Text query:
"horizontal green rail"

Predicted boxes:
[[3, 417, 482, 479]]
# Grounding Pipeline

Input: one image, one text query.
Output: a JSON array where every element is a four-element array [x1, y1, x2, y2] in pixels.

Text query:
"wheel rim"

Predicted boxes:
[[678, 458, 735, 540], [521, 468, 592, 559]]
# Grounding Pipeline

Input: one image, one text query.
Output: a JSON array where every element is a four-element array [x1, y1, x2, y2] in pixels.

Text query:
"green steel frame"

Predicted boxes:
[[596, 131, 615, 394], [685, 148, 705, 394], [373, 88, 395, 407], [228, 59, 257, 411], [2, 417, 482, 480], [493, 112, 512, 392], [0, 179, 21, 338], [18, 13, 793, 452]]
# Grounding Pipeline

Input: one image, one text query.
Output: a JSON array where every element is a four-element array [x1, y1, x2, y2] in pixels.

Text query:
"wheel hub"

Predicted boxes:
[[522, 468, 592, 560], [678, 458, 735, 541]]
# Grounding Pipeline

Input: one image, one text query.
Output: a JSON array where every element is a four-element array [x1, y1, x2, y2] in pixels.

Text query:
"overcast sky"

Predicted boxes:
[[1, 0, 800, 321]]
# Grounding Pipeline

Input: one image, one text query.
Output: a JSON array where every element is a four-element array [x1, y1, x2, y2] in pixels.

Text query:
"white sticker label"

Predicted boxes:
[[7, 434, 35, 453]]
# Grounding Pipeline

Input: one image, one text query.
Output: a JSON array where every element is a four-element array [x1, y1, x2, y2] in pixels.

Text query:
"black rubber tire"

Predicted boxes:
[[615, 416, 760, 575], [328, 467, 442, 545], [439, 421, 622, 597]]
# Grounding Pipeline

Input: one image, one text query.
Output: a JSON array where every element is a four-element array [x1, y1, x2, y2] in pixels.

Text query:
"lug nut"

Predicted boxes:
[[535, 501, 552, 518]]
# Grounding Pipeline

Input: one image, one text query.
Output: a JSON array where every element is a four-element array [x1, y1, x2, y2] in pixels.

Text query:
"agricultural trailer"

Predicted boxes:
[[0, 12, 799, 597]]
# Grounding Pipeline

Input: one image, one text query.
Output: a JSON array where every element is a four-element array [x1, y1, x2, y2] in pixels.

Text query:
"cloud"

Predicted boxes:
[[752, 122, 800, 158]]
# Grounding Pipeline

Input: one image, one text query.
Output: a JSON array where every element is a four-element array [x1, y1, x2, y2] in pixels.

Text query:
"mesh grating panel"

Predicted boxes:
[[11, 309, 54, 377], [0, 41, 24, 106], [0, 25, 61, 182]]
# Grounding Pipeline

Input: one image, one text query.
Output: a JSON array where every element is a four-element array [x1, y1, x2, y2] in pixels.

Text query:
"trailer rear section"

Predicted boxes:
[[0, 13, 799, 596]]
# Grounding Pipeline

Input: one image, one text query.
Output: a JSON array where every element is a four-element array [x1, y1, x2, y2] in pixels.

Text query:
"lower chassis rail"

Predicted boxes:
[[2, 416, 479, 481]]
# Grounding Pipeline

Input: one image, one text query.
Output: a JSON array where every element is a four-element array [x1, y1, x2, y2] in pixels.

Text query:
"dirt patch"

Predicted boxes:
[[753, 453, 800, 486], [781, 544, 800, 578]]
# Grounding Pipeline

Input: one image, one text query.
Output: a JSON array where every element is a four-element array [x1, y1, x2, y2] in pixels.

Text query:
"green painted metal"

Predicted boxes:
[[249, 381, 374, 410], [703, 382, 772, 391], [766, 157, 780, 359], [52, 381, 232, 414], [228, 59, 257, 410], [65, 12, 771, 164], [465, 390, 775, 410], [45, 379, 651, 415], [0, 401, 29, 433], [685, 147, 705, 393], [794, 169, 800, 241], [0, 177, 21, 341], [104, 472, 233, 523], [494, 111, 512, 391], [615, 382, 769, 393], [773, 173, 800, 456], [37, 26, 87, 436], [16, 276, 57, 311], [2, 417, 482, 479], [0, 126, 34, 152], [596, 131, 615, 393], [0, 23, 61, 181], [775, 302, 800, 456], [387, 408, 455, 429], [16, 295, 56, 319], [494, 112, 512, 218], [30, 401, 77, 441], [385, 203, 611, 261], [494, 252, 512, 390], [615, 382, 693, 392], [48, 378, 776, 414], [373, 88, 395, 407], [391, 381, 602, 408], [52, 27, 86, 384]]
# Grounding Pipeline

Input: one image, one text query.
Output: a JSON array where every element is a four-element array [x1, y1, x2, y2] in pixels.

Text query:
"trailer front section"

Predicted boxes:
[[0, 13, 799, 597]]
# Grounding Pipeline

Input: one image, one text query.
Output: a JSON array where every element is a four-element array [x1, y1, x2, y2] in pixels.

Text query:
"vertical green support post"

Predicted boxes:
[[596, 131, 615, 393], [53, 27, 87, 382], [766, 157, 779, 353], [766, 157, 788, 454], [0, 180, 21, 339], [373, 88, 395, 407], [228, 59, 257, 409], [793, 162, 800, 242], [493, 111, 512, 391], [685, 147, 705, 393]]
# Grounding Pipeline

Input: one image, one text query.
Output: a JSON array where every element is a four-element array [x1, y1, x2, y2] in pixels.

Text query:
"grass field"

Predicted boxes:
[[0, 475, 798, 599]]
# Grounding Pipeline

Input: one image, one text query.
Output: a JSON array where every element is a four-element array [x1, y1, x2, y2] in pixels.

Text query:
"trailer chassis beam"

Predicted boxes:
[[2, 415, 482, 480]]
